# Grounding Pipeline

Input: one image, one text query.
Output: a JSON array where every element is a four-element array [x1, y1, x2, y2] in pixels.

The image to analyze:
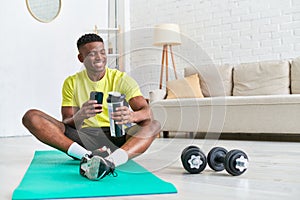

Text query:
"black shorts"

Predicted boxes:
[[64, 125, 127, 151]]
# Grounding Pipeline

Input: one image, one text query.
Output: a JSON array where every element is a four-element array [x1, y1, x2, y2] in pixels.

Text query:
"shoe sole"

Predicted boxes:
[[85, 156, 103, 180]]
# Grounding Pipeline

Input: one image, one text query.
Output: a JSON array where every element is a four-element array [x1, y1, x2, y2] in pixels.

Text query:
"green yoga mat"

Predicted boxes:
[[12, 150, 177, 199]]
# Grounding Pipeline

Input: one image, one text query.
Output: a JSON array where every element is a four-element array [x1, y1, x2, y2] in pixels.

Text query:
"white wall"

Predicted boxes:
[[0, 0, 109, 137], [2, 0, 300, 137], [129, 0, 300, 97]]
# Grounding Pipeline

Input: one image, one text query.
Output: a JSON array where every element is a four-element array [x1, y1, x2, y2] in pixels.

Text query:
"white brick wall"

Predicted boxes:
[[128, 0, 300, 97]]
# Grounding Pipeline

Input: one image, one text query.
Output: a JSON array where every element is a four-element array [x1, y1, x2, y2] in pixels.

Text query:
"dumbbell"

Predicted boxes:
[[207, 147, 249, 176], [181, 145, 207, 174]]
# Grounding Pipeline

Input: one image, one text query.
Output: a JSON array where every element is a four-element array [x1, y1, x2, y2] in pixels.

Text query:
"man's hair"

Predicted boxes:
[[77, 33, 104, 50]]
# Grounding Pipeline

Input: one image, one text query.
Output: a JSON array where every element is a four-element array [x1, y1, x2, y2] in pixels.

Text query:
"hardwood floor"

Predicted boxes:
[[1, 135, 300, 200]]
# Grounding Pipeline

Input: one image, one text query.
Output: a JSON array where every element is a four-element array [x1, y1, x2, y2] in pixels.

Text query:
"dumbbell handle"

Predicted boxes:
[[214, 152, 226, 163]]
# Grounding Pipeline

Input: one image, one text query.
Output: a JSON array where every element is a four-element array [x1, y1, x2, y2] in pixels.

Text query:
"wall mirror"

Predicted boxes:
[[26, 0, 61, 23]]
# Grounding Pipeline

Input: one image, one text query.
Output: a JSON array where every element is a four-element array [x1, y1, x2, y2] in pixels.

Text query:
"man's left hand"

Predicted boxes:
[[112, 106, 134, 124]]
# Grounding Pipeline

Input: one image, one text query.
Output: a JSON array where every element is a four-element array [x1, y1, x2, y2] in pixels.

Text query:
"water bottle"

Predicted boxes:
[[107, 92, 126, 137]]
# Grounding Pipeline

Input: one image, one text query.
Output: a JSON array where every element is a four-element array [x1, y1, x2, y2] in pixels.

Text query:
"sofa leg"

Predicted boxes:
[[163, 131, 169, 138]]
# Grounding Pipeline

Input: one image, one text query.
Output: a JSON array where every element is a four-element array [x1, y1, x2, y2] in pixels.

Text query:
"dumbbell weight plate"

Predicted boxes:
[[224, 149, 249, 176], [207, 147, 228, 171], [180, 145, 200, 161], [181, 148, 207, 174]]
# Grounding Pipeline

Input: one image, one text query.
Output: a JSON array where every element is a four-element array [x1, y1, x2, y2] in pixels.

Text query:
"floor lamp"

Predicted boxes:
[[153, 24, 181, 89]]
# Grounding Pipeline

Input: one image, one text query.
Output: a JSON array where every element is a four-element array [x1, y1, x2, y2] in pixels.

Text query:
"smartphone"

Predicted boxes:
[[90, 91, 103, 104], [90, 91, 103, 113]]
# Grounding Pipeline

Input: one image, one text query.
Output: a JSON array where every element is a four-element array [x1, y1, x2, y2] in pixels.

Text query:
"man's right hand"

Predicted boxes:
[[63, 100, 102, 129], [75, 100, 102, 120]]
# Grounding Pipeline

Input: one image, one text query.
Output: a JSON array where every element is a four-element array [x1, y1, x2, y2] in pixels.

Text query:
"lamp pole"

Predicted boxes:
[[159, 44, 178, 89]]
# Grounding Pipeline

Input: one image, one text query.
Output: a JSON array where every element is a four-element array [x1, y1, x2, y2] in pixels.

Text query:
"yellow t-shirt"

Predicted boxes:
[[61, 67, 142, 128]]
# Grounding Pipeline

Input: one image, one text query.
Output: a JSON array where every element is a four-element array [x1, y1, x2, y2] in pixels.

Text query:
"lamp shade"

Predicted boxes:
[[153, 23, 181, 46]]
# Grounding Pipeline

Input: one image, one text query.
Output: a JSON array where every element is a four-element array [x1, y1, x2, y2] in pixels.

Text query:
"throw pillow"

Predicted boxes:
[[166, 74, 204, 99], [184, 65, 233, 97], [233, 60, 290, 96], [291, 56, 300, 94]]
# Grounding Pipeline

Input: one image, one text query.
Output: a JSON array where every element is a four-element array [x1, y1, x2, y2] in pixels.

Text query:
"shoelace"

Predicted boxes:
[[101, 147, 118, 178], [109, 168, 118, 177]]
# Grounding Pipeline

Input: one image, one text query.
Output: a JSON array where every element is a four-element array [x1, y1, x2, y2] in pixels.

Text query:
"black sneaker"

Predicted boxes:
[[80, 155, 117, 181], [91, 146, 111, 158]]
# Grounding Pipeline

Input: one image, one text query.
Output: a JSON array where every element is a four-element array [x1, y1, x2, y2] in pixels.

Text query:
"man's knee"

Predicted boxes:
[[151, 120, 161, 132], [22, 109, 42, 127], [143, 120, 161, 138], [126, 120, 161, 138], [148, 120, 161, 137]]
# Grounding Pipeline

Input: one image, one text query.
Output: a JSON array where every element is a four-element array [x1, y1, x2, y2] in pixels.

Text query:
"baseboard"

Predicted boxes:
[[164, 132, 300, 142]]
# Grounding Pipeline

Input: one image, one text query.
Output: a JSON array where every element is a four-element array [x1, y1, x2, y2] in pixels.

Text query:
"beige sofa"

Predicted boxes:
[[150, 57, 300, 136]]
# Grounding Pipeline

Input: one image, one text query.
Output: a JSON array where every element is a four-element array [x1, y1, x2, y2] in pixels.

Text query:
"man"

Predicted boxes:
[[22, 33, 161, 180]]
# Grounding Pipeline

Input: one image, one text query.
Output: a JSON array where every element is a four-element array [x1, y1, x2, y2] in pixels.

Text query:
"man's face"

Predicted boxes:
[[79, 42, 107, 74]]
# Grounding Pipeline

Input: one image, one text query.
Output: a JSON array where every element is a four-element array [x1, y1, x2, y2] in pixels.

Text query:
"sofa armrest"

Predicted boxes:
[[149, 89, 166, 103]]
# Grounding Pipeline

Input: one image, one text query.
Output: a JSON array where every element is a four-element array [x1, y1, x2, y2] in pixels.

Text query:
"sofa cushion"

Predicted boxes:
[[233, 60, 290, 96], [184, 64, 233, 97], [166, 74, 204, 99], [291, 56, 300, 94]]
